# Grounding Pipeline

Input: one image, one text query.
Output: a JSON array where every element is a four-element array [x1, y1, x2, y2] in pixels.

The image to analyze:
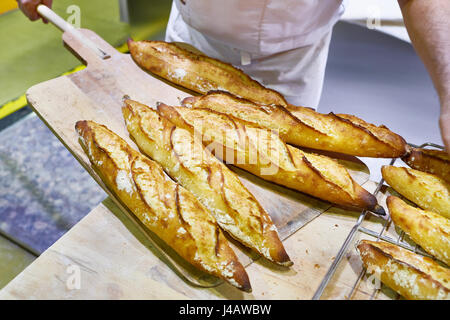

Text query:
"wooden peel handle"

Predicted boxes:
[[37, 4, 73, 33], [37, 4, 110, 60]]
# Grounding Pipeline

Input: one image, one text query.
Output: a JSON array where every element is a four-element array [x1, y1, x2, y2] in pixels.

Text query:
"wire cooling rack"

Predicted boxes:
[[312, 142, 446, 300]]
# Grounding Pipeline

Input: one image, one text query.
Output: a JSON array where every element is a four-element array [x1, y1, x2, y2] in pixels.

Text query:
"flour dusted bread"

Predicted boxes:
[[381, 165, 450, 219], [122, 99, 292, 266], [157, 104, 383, 214], [357, 240, 450, 300], [75, 120, 251, 291], [127, 40, 286, 106], [387, 196, 450, 266], [182, 91, 407, 158], [128, 40, 406, 158], [402, 147, 450, 183]]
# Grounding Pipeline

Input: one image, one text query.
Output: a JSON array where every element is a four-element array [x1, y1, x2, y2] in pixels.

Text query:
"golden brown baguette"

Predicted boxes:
[[127, 39, 286, 106], [381, 165, 450, 219], [158, 104, 384, 214], [122, 99, 292, 266], [402, 147, 450, 183], [128, 39, 406, 158], [75, 120, 251, 291], [182, 91, 407, 158], [387, 196, 450, 266], [357, 240, 450, 300]]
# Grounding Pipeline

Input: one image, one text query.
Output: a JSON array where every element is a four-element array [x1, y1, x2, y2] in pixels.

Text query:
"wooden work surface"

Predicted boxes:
[[0, 181, 395, 300], [0, 29, 394, 299]]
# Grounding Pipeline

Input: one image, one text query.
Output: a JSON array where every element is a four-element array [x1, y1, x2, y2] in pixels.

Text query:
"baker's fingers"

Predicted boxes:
[[41, 0, 53, 7], [40, 0, 53, 23], [17, 0, 40, 21], [17, 0, 53, 23]]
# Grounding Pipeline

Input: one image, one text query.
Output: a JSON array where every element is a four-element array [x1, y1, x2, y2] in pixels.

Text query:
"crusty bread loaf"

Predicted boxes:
[[402, 147, 450, 183], [128, 39, 406, 158], [75, 120, 251, 291], [127, 40, 286, 106], [182, 91, 407, 158], [381, 165, 450, 219], [157, 104, 384, 214], [387, 196, 450, 266], [357, 240, 450, 300], [122, 99, 292, 266]]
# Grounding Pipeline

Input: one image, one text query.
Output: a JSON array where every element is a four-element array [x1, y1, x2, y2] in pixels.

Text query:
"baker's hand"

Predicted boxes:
[[440, 102, 450, 155], [17, 0, 53, 23]]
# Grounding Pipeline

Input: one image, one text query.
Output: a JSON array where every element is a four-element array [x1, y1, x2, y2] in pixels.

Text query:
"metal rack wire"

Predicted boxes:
[[312, 142, 445, 300]]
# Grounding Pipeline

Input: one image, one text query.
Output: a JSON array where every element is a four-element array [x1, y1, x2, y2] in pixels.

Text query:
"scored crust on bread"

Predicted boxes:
[[381, 165, 450, 219], [157, 104, 384, 214], [357, 240, 450, 300], [402, 147, 450, 183], [75, 120, 251, 291], [181, 91, 407, 158], [387, 196, 450, 266], [128, 40, 406, 158], [127, 39, 287, 106], [122, 99, 292, 266]]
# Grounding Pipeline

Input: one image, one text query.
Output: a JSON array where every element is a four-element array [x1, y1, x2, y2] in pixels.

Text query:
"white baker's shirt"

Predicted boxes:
[[166, 0, 346, 108], [174, 0, 344, 56]]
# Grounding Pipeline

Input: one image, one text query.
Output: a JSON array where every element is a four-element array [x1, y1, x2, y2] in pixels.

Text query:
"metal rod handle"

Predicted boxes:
[[37, 4, 73, 32]]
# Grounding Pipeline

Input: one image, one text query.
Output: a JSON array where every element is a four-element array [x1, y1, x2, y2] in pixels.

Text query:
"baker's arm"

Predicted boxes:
[[398, 0, 450, 154], [17, 0, 53, 23]]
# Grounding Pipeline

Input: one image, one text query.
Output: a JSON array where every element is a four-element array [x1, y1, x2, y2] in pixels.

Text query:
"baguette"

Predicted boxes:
[[75, 120, 251, 291], [182, 91, 407, 158], [402, 147, 450, 183], [127, 40, 286, 106], [158, 104, 384, 214], [387, 196, 450, 266], [122, 99, 292, 266], [357, 240, 450, 300], [128, 39, 406, 158], [381, 165, 450, 219]]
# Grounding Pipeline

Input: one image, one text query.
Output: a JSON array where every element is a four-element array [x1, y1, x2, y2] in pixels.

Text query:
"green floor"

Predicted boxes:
[[0, 236, 36, 290]]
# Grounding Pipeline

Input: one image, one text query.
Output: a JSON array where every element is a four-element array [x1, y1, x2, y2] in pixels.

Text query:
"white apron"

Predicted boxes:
[[165, 0, 345, 108]]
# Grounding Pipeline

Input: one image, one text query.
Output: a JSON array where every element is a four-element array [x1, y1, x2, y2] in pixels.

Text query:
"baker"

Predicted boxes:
[[17, 0, 450, 154]]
